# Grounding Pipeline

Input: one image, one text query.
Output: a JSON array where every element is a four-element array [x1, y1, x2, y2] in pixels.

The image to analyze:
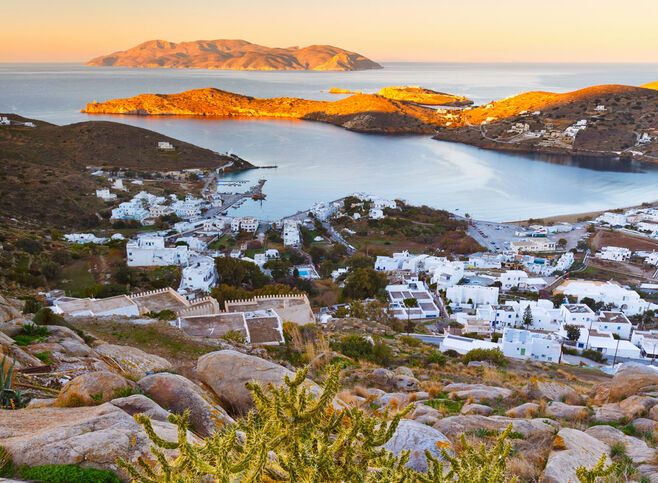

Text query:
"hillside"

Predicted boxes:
[[643, 81, 658, 90], [86, 39, 382, 71], [0, 114, 251, 227], [83, 88, 443, 134], [377, 86, 473, 107], [433, 84, 658, 161]]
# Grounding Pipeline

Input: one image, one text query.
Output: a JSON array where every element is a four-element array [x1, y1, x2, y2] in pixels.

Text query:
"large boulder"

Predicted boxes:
[[94, 343, 172, 380], [607, 363, 658, 402], [592, 403, 626, 424], [443, 383, 512, 403], [110, 394, 171, 421], [433, 415, 558, 438], [545, 402, 589, 421], [367, 367, 420, 392], [586, 425, 657, 465], [460, 403, 493, 416], [523, 380, 584, 405], [197, 350, 323, 415], [0, 403, 198, 476], [55, 371, 135, 407], [382, 419, 451, 472], [0, 331, 42, 369], [618, 395, 658, 419], [631, 418, 658, 434], [543, 428, 609, 483], [138, 372, 233, 436], [505, 402, 540, 418], [0, 295, 21, 323]]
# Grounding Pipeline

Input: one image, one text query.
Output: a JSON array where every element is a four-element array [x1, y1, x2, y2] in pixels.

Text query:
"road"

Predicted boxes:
[[322, 221, 356, 255]]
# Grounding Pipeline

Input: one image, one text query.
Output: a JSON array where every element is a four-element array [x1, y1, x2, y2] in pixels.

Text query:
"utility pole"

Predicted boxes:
[[612, 336, 621, 366]]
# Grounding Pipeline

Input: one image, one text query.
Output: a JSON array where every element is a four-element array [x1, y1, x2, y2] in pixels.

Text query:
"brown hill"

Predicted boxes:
[[0, 114, 250, 227], [82, 88, 443, 134], [643, 81, 658, 90], [87, 39, 382, 71], [377, 86, 472, 107], [434, 84, 658, 161]]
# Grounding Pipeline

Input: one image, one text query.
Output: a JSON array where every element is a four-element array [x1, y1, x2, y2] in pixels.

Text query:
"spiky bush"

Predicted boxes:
[[575, 454, 618, 483], [119, 366, 608, 482]]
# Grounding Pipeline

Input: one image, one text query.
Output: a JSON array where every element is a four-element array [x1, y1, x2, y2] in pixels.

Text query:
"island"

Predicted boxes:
[[82, 88, 443, 134], [377, 86, 473, 107], [86, 39, 382, 72]]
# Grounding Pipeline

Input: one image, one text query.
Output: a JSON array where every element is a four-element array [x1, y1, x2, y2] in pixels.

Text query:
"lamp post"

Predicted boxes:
[[612, 336, 621, 366]]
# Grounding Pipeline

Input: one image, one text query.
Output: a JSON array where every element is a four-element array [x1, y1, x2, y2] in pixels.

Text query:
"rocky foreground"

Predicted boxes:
[[86, 39, 382, 72], [2, 296, 658, 481]]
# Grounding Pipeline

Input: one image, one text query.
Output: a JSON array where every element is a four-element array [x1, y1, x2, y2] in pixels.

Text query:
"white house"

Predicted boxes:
[[126, 236, 189, 267], [467, 253, 504, 269], [596, 212, 627, 227], [157, 141, 175, 151], [369, 208, 385, 220], [52, 295, 139, 318], [596, 246, 631, 262], [645, 252, 658, 266], [554, 279, 655, 316], [439, 334, 500, 355], [595, 311, 634, 340], [178, 256, 218, 295], [309, 201, 338, 221], [386, 278, 440, 320], [446, 285, 499, 308], [560, 304, 596, 326], [499, 270, 528, 290], [96, 189, 117, 201], [283, 220, 301, 247], [501, 328, 561, 362], [477, 299, 562, 332], [631, 330, 658, 357], [509, 239, 556, 253], [64, 233, 108, 245], [231, 217, 259, 233]]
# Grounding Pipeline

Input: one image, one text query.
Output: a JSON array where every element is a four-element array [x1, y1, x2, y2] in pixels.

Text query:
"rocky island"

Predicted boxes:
[[86, 39, 382, 71], [377, 86, 473, 107], [82, 88, 443, 134]]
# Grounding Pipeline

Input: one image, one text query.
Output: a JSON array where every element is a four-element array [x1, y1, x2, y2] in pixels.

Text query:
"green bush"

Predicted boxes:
[[399, 335, 421, 347], [21, 297, 43, 314], [427, 350, 447, 366], [17, 464, 121, 483], [12, 324, 48, 346], [581, 349, 606, 363], [462, 348, 508, 367], [333, 334, 374, 359]]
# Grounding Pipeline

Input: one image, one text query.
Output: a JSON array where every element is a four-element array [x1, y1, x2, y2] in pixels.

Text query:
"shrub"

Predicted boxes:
[[21, 297, 42, 314], [399, 335, 421, 347], [221, 329, 246, 345], [427, 350, 447, 366], [462, 348, 508, 367], [17, 464, 121, 483], [581, 349, 606, 363], [333, 334, 374, 360], [0, 446, 12, 477], [32, 308, 66, 326]]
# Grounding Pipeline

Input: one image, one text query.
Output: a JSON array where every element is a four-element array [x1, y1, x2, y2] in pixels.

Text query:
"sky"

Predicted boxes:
[[2, 0, 658, 63]]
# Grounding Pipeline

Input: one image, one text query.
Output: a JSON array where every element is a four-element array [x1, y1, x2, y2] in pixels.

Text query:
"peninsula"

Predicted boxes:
[[328, 85, 473, 107], [86, 39, 382, 71]]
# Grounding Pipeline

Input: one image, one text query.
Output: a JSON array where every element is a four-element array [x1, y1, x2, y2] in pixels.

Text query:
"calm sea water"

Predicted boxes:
[[2, 62, 658, 221]]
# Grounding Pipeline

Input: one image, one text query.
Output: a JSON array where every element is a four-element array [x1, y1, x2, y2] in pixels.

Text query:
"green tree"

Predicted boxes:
[[403, 297, 418, 333], [522, 305, 533, 328], [564, 324, 581, 342], [342, 268, 388, 300], [216, 257, 268, 289]]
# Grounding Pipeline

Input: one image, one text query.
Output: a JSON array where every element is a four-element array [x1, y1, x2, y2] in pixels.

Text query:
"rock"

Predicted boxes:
[[25, 398, 56, 409], [411, 403, 442, 419], [433, 415, 558, 438], [369, 368, 394, 387], [443, 383, 512, 403], [394, 374, 420, 392], [505, 402, 540, 418], [372, 392, 411, 409], [55, 371, 135, 407], [618, 395, 658, 419], [394, 366, 415, 378], [94, 343, 172, 380], [651, 404, 658, 421], [412, 391, 430, 401], [110, 394, 170, 421], [0, 295, 21, 323], [592, 403, 627, 423], [197, 350, 323, 416], [0, 331, 42, 369], [607, 363, 658, 402], [138, 372, 233, 436], [382, 419, 451, 472], [545, 402, 589, 421], [586, 425, 657, 465], [467, 360, 493, 368], [524, 380, 584, 405], [367, 367, 419, 392], [460, 403, 493, 416], [543, 428, 609, 483], [631, 418, 658, 434], [0, 403, 198, 475]]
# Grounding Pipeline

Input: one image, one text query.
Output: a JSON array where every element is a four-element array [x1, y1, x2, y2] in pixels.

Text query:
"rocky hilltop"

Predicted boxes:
[[83, 88, 443, 134], [377, 86, 473, 107], [86, 39, 382, 71], [433, 84, 658, 162]]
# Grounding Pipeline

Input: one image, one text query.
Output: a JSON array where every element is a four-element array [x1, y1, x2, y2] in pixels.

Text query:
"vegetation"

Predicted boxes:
[[12, 323, 49, 346], [575, 454, 618, 483], [1, 356, 23, 409], [342, 268, 388, 300], [332, 334, 393, 365], [16, 464, 121, 483], [564, 324, 582, 342], [215, 257, 268, 289], [462, 348, 508, 367], [581, 348, 606, 363]]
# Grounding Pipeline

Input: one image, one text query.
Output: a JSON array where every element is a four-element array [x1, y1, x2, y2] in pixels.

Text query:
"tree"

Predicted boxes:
[[216, 257, 268, 289], [552, 293, 566, 308], [522, 305, 533, 328], [558, 238, 568, 248], [342, 268, 387, 301], [403, 297, 418, 333], [564, 324, 581, 342]]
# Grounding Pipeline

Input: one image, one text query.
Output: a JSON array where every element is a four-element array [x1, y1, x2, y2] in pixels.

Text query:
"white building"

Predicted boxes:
[[439, 334, 500, 355], [555, 279, 656, 316], [477, 299, 562, 332], [499, 270, 528, 290], [126, 236, 189, 267], [501, 328, 561, 362], [446, 285, 499, 308], [52, 295, 139, 318], [646, 252, 658, 267], [594, 311, 634, 340], [231, 217, 259, 233], [309, 201, 338, 221], [631, 330, 658, 357], [64, 233, 108, 245], [158, 141, 175, 151], [283, 220, 301, 247], [596, 212, 627, 227], [560, 304, 596, 326], [597, 246, 631, 262], [178, 256, 218, 295], [374, 252, 464, 288], [369, 208, 385, 220], [386, 278, 440, 320], [96, 189, 117, 201], [467, 253, 505, 269], [554, 252, 575, 273], [509, 239, 556, 253]]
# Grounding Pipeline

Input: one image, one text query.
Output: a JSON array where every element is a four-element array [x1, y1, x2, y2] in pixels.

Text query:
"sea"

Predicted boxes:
[[2, 62, 658, 222]]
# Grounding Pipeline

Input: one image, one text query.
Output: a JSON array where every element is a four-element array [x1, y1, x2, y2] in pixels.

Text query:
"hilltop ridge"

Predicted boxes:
[[86, 39, 382, 71]]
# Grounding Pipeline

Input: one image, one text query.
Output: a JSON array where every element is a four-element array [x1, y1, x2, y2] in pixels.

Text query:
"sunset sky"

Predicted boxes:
[[2, 0, 658, 63]]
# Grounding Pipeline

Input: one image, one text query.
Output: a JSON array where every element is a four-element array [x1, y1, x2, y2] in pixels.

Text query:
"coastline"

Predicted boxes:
[[508, 199, 658, 225]]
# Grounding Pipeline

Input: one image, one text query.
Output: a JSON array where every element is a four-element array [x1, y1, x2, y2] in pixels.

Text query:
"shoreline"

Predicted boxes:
[[507, 199, 658, 225]]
